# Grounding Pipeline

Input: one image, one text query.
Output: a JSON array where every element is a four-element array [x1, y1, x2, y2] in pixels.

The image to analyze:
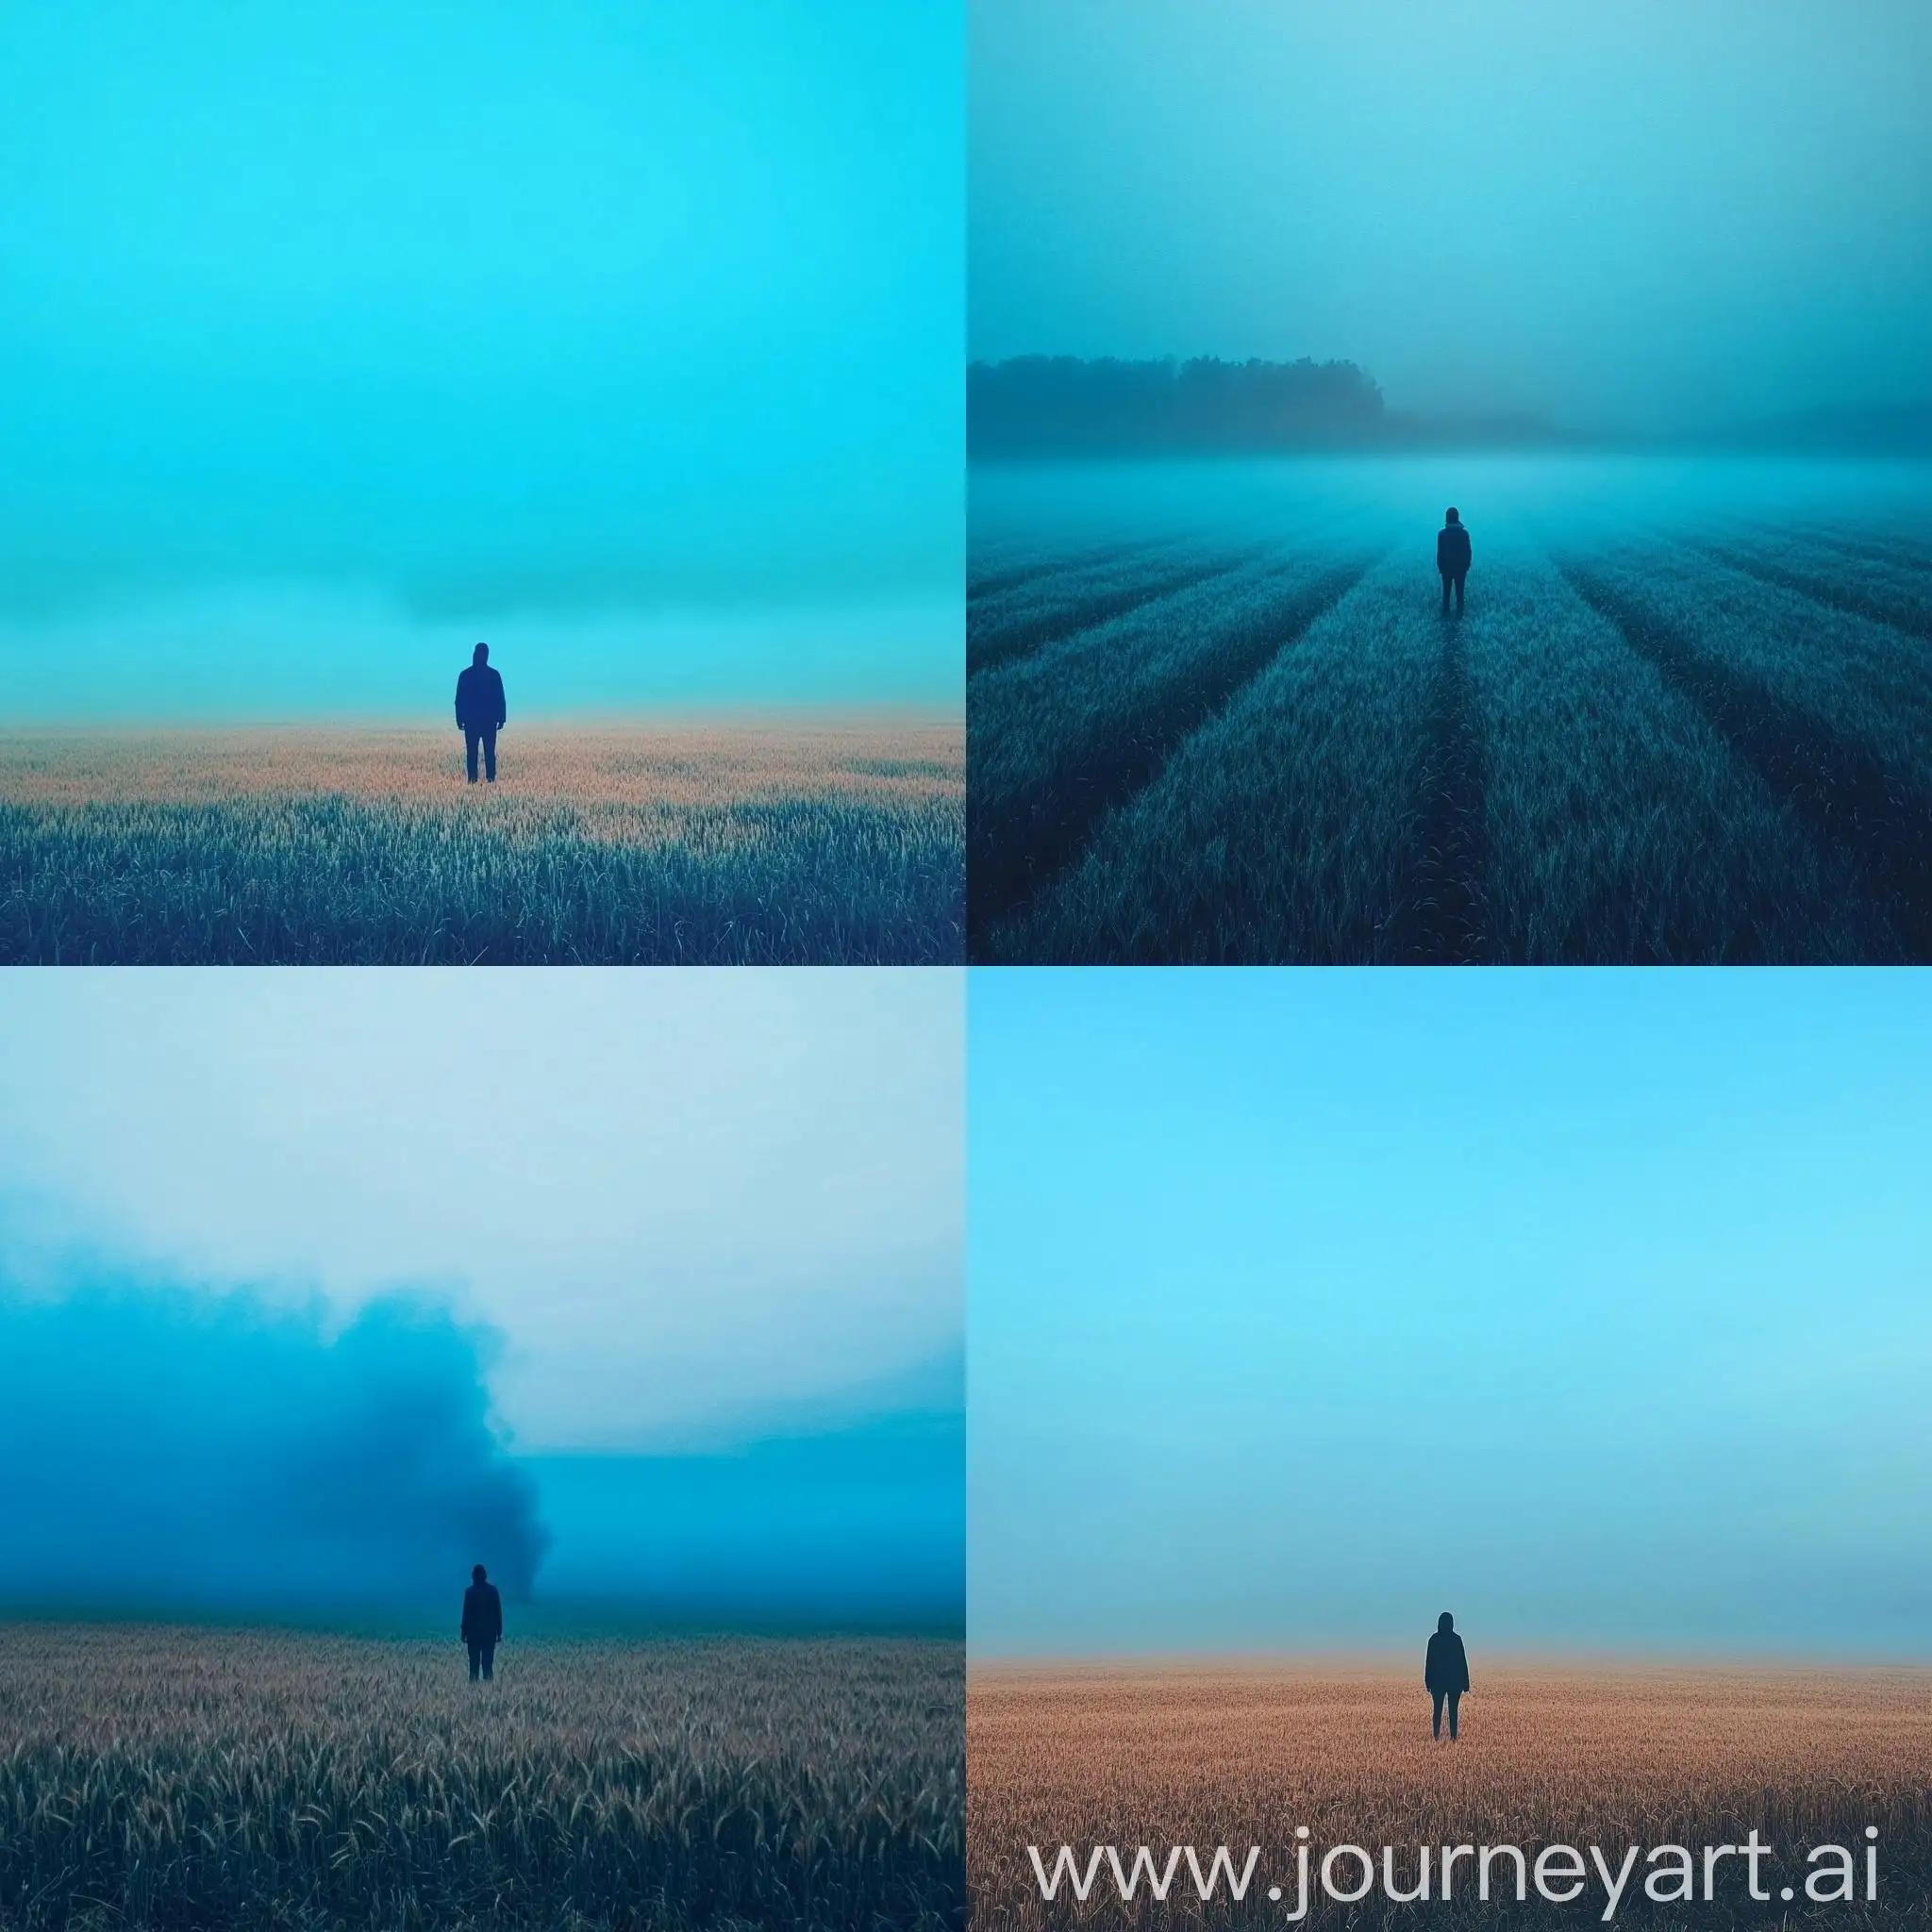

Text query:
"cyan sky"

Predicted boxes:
[[0, 1, 962, 716], [972, 0, 1932, 436], [970, 970, 1932, 1657]]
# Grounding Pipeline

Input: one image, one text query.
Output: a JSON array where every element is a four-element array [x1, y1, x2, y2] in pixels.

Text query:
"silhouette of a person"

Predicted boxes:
[[1424, 1611, 1470, 1739], [462, 1563, 504, 1681], [1437, 508, 1472, 616], [455, 643, 508, 784]]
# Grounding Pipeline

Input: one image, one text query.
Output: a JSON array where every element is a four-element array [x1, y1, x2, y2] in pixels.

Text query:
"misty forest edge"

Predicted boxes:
[[968, 356, 1932, 458]]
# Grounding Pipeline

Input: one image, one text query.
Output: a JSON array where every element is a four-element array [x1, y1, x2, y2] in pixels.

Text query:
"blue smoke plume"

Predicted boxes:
[[0, 1285, 549, 1618]]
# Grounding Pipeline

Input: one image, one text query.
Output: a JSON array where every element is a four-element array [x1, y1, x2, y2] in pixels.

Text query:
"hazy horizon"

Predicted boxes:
[[971, 0, 1932, 438], [0, 1385, 964, 1634], [967, 1647, 1931, 1667], [0, 597, 964, 726]]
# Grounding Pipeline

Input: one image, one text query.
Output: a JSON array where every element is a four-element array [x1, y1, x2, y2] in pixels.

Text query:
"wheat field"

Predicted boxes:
[[0, 723, 963, 963], [969, 461, 1932, 963], [969, 1661, 1932, 1928], [0, 1623, 965, 1932]]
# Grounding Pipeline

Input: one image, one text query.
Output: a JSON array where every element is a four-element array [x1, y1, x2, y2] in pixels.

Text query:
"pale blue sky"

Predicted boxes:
[[970, 970, 1932, 1657], [0, 969, 964, 1451], [972, 0, 1932, 435], [0, 1, 962, 716]]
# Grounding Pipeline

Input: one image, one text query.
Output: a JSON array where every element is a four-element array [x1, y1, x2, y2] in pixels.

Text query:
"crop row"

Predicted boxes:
[[969, 548, 1378, 945], [968, 542, 1264, 676], [1558, 542, 1932, 951]]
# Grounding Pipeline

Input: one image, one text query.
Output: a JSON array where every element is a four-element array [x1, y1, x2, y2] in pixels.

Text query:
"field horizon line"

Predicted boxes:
[[0, 1608, 966, 1643], [967, 1648, 1932, 1675], [0, 708, 964, 736]]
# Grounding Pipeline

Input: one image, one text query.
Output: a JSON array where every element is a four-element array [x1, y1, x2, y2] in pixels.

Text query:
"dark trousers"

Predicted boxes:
[[467, 1640, 496, 1681], [1431, 1689, 1461, 1739], [1441, 570, 1467, 615], [464, 725, 498, 783]]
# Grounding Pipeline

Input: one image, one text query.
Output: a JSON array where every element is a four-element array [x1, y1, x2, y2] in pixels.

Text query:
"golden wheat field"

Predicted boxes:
[[969, 1662, 1932, 1929], [0, 723, 963, 962], [0, 1623, 964, 1932]]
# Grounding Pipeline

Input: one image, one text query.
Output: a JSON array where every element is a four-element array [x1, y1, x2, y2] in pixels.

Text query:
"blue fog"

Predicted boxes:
[[0, 1282, 962, 1633], [970, 970, 1932, 1658], [531, 1416, 965, 1633], [0, 2, 962, 718], [973, 452, 1932, 564], [972, 0, 1932, 439]]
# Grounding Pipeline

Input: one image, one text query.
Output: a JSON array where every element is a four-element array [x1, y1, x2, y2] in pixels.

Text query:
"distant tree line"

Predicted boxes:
[[969, 355, 1932, 457], [968, 356, 1391, 456]]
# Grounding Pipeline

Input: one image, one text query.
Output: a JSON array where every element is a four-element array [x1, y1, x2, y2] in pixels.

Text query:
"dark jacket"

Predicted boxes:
[[461, 1580, 504, 1644], [455, 664, 508, 731], [1437, 524, 1473, 575], [1424, 1629, 1470, 1693]]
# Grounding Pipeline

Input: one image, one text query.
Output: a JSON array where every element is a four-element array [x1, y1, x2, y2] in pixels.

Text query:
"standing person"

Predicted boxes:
[[462, 1563, 504, 1681], [454, 642, 508, 783], [1437, 508, 1472, 616], [1424, 1611, 1470, 1739]]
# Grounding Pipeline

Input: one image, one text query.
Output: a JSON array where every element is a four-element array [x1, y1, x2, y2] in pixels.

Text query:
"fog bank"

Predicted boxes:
[[0, 1286, 549, 1617], [973, 0, 1932, 441]]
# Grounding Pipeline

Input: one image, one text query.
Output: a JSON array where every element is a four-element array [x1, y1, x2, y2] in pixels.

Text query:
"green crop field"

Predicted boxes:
[[0, 1623, 964, 1932], [969, 456, 1932, 962]]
